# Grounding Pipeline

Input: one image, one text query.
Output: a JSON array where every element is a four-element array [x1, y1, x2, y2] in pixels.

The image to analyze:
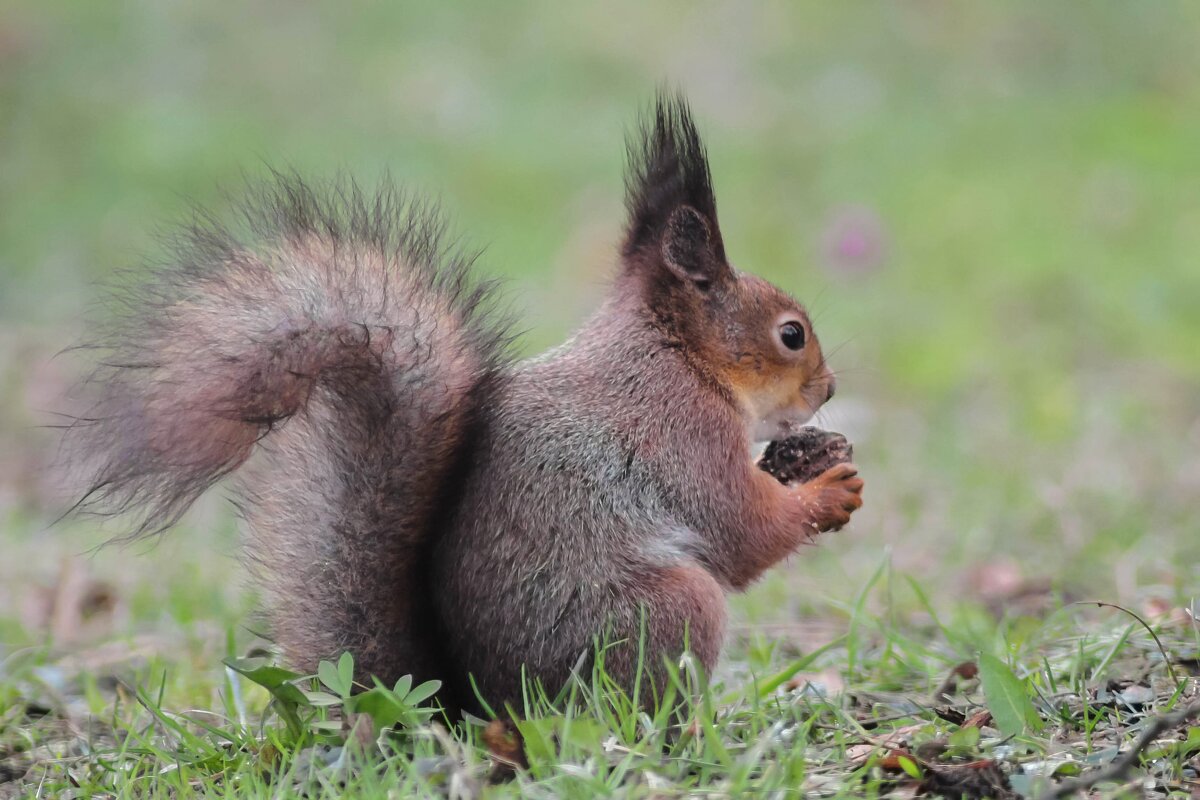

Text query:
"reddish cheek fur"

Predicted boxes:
[[714, 290, 820, 409]]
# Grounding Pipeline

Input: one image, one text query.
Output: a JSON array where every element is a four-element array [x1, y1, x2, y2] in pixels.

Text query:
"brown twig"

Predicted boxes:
[[1046, 700, 1200, 798]]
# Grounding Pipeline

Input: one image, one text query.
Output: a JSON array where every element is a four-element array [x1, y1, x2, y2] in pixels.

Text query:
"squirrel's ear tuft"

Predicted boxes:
[[623, 91, 729, 286]]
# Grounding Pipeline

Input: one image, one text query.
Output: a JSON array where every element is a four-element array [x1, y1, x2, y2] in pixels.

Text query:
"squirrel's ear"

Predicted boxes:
[[623, 91, 730, 287], [662, 205, 723, 287]]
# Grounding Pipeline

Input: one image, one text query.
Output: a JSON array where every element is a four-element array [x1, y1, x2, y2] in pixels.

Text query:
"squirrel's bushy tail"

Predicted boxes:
[[64, 175, 510, 683]]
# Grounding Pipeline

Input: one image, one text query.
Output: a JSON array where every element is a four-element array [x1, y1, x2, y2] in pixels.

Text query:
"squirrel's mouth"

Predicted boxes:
[[750, 407, 816, 445]]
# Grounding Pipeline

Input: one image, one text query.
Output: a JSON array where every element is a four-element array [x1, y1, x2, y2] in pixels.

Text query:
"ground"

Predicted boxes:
[[1, 3, 1199, 797]]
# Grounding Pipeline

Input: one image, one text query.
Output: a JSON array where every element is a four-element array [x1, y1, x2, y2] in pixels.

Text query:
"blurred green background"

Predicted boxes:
[[1, 2, 1198, 654]]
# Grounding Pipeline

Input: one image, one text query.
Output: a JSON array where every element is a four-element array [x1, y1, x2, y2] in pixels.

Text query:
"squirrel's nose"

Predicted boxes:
[[825, 378, 836, 403]]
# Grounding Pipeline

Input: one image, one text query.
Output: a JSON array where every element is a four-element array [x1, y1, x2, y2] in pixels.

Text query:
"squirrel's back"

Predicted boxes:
[[434, 288, 737, 703]]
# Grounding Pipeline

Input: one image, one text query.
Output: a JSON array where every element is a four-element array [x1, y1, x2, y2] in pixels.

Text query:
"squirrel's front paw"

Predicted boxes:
[[797, 462, 864, 533]]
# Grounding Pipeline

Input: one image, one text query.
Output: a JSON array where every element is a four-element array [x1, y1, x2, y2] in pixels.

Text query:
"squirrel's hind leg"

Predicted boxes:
[[600, 562, 727, 705]]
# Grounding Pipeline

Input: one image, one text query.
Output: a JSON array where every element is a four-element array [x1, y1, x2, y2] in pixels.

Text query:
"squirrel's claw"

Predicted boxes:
[[797, 462, 864, 533]]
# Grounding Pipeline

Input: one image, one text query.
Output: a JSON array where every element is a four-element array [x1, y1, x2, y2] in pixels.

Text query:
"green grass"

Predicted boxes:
[[2, 2, 1200, 797], [4, 560, 1198, 796]]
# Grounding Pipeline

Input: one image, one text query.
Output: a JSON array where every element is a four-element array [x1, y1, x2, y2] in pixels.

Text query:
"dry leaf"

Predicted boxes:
[[962, 710, 994, 729], [482, 718, 527, 782]]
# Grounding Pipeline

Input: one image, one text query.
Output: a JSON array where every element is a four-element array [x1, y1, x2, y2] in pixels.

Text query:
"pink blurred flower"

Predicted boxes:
[[819, 205, 888, 276]]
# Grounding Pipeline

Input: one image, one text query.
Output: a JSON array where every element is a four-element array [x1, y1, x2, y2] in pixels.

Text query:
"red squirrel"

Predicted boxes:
[[64, 93, 864, 712]]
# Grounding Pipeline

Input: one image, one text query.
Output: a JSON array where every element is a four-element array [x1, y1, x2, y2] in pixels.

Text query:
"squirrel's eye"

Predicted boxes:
[[778, 322, 806, 351]]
